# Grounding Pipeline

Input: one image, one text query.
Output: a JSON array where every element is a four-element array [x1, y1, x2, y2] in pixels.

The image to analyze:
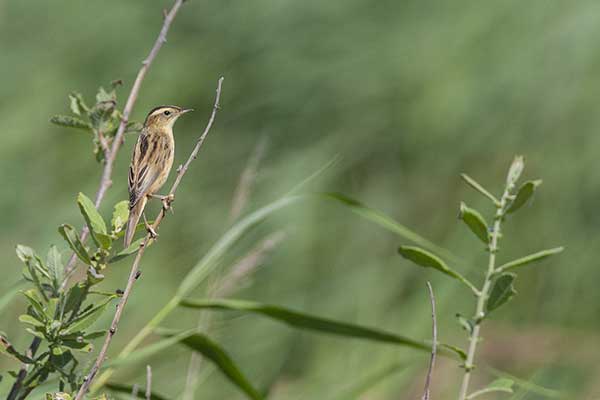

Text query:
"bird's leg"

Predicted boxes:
[[143, 213, 158, 239], [149, 193, 175, 213]]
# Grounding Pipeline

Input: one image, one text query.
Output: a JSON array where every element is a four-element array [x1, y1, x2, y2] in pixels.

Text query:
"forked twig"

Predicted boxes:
[[74, 77, 224, 400], [422, 281, 437, 400], [7, 3, 188, 398], [61, 0, 187, 285]]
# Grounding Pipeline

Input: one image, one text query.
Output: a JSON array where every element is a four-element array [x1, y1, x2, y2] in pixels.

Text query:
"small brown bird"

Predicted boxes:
[[124, 105, 193, 247]]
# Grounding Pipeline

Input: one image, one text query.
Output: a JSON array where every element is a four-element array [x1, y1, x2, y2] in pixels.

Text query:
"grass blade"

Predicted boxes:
[[323, 193, 458, 263], [156, 328, 263, 400], [181, 298, 432, 352]]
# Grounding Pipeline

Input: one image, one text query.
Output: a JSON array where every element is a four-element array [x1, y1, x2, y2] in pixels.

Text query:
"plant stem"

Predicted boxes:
[[75, 77, 223, 400], [457, 186, 512, 400]]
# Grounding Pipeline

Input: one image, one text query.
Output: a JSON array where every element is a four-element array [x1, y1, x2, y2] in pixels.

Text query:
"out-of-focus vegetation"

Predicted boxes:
[[1, 0, 598, 398]]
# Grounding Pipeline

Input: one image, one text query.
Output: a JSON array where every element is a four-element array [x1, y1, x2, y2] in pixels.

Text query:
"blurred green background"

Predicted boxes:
[[1, 0, 598, 398]]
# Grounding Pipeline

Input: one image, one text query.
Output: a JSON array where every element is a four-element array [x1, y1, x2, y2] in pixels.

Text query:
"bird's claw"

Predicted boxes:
[[161, 194, 175, 213]]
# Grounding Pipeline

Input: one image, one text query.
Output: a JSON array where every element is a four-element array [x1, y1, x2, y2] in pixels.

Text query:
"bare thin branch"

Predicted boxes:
[[145, 365, 152, 400], [74, 77, 224, 400], [422, 281, 437, 400], [61, 0, 187, 285]]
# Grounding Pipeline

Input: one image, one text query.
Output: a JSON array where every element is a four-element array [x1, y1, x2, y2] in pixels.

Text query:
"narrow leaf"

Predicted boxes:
[[458, 202, 489, 244], [496, 247, 563, 274], [398, 246, 477, 294], [111, 200, 129, 233], [106, 329, 195, 368], [69, 92, 89, 114], [78, 192, 109, 248], [507, 180, 542, 214], [486, 273, 516, 314], [181, 298, 431, 352], [324, 193, 458, 263], [108, 238, 146, 263], [467, 378, 514, 399], [177, 196, 302, 297], [46, 245, 64, 289], [61, 295, 116, 335], [460, 174, 500, 205], [58, 224, 92, 265], [0, 335, 35, 364], [50, 115, 92, 130], [19, 314, 45, 328], [22, 289, 47, 320], [158, 329, 263, 400]]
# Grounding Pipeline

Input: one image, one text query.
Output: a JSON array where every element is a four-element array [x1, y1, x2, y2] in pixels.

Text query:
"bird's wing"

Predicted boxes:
[[128, 132, 160, 207]]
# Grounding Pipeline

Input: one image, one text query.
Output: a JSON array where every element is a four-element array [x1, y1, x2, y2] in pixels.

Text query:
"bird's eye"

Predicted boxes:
[[163, 110, 171, 116]]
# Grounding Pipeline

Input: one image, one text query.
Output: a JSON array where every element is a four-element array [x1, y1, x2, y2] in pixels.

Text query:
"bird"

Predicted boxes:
[[124, 105, 193, 247]]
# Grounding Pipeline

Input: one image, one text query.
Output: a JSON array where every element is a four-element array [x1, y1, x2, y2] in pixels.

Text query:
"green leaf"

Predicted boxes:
[[458, 202, 489, 244], [78, 192, 110, 249], [439, 344, 467, 361], [105, 383, 170, 400], [45, 298, 59, 321], [455, 314, 474, 336], [486, 273, 516, 314], [22, 289, 47, 320], [460, 174, 500, 205], [181, 298, 431, 352], [69, 92, 89, 114], [496, 247, 563, 274], [177, 196, 302, 297], [111, 201, 129, 233], [507, 180, 542, 214], [125, 121, 143, 133], [324, 193, 458, 263], [106, 329, 197, 368], [62, 339, 93, 353], [467, 378, 514, 399], [61, 295, 116, 335], [16, 245, 50, 301], [0, 335, 35, 364], [63, 283, 86, 315], [158, 329, 263, 400], [58, 224, 92, 265], [46, 246, 64, 289], [96, 86, 115, 103], [19, 314, 45, 328], [50, 115, 92, 131], [398, 246, 477, 294], [108, 238, 146, 263], [16, 244, 36, 263]]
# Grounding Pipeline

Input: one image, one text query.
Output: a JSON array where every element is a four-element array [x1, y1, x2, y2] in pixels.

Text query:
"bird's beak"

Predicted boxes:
[[180, 108, 194, 114]]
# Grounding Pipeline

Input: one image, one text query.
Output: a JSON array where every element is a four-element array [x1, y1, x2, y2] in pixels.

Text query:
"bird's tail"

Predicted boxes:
[[124, 197, 147, 248]]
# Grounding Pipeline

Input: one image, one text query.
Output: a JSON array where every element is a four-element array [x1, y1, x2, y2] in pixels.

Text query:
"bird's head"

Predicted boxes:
[[143, 105, 193, 130]]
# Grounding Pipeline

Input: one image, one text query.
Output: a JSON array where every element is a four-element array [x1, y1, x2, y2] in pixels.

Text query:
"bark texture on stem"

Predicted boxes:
[[74, 77, 224, 400]]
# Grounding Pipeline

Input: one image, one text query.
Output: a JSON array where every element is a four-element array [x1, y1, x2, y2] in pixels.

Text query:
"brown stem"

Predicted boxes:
[[7, 3, 188, 398], [60, 0, 188, 288], [73, 77, 224, 400]]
